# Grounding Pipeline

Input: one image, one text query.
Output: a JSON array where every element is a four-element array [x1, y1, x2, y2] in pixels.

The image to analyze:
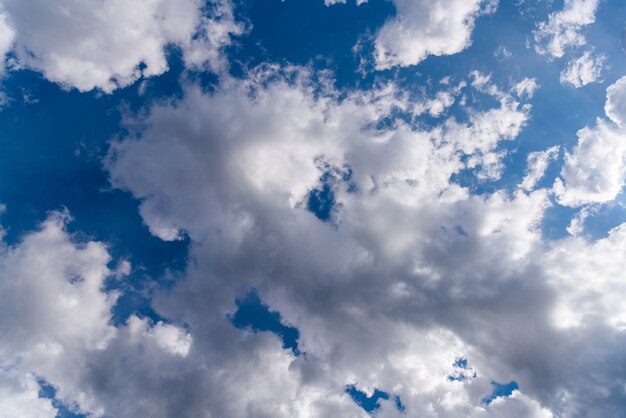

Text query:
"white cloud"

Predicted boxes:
[[0, 372, 57, 418], [555, 77, 626, 206], [605, 76, 626, 128], [101, 69, 586, 417], [100, 64, 626, 415], [372, 0, 496, 69], [520, 145, 560, 191], [0, 65, 617, 417], [0, 0, 242, 92], [547, 223, 626, 329], [554, 119, 626, 206], [560, 51, 605, 88], [533, 0, 599, 58], [0, 210, 197, 417], [0, 7, 14, 76]]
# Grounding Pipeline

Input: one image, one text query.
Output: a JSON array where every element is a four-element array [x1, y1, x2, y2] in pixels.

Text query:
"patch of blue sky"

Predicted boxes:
[[482, 380, 520, 405], [345, 384, 407, 414], [38, 378, 87, 418], [231, 0, 394, 87], [0, 60, 190, 326], [345, 384, 405, 414], [229, 290, 302, 355], [448, 357, 477, 382]]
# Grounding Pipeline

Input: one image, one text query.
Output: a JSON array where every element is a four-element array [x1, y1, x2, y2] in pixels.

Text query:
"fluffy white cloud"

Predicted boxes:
[[0, 372, 57, 418], [547, 223, 626, 329], [6, 64, 624, 417], [369, 0, 497, 69], [0, 0, 242, 92], [560, 50, 605, 88], [100, 63, 626, 416], [605, 76, 626, 128], [555, 77, 626, 206], [520, 145, 560, 191], [0, 210, 196, 417], [534, 0, 599, 58], [102, 68, 586, 417]]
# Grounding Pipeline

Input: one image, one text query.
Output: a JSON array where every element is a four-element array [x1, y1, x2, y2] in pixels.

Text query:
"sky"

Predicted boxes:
[[0, 0, 625, 417]]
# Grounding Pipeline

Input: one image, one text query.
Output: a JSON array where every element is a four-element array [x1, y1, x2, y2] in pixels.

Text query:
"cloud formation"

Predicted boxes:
[[534, 0, 599, 58], [555, 77, 626, 206], [1, 1, 625, 417], [560, 50, 605, 88], [0, 0, 242, 92], [326, 0, 496, 69]]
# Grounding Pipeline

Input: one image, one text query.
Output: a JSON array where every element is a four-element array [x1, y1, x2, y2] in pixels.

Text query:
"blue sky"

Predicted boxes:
[[0, 0, 625, 417]]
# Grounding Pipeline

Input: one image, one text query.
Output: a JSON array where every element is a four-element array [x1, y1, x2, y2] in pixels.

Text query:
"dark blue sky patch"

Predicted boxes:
[[394, 395, 405, 412], [448, 357, 477, 382], [346, 385, 405, 414], [230, 290, 301, 355], [307, 160, 354, 222], [38, 378, 87, 418], [453, 357, 468, 369], [0, 67, 190, 325], [232, 0, 394, 87], [345, 385, 390, 414], [308, 183, 335, 221], [482, 380, 519, 405]]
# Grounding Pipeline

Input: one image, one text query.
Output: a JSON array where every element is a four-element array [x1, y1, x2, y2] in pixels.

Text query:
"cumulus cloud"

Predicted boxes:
[[533, 0, 599, 58], [98, 62, 626, 416], [605, 76, 626, 128], [547, 223, 626, 329], [560, 50, 605, 88], [3, 62, 624, 417], [0, 0, 242, 92], [555, 76, 626, 206], [102, 68, 589, 416], [365, 0, 497, 69], [520, 145, 560, 191], [0, 210, 195, 417], [0, 372, 57, 418]]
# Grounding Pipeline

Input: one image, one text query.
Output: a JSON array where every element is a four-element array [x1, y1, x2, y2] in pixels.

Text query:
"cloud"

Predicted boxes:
[[0, 372, 57, 418], [559, 50, 605, 88], [533, 0, 599, 59], [102, 68, 581, 416], [555, 77, 626, 206], [352, 0, 497, 69], [520, 145, 560, 191], [0, 0, 243, 92], [1, 64, 623, 417], [605, 75, 626, 128], [547, 223, 626, 329], [0, 210, 196, 417], [0, 7, 13, 76]]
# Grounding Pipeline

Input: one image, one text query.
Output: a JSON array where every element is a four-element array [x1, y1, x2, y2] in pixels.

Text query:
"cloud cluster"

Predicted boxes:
[[533, 0, 604, 88], [555, 76, 626, 206], [326, 0, 496, 69], [533, 0, 599, 59], [374, 0, 498, 69], [0, 210, 194, 417], [1, 60, 624, 416], [99, 66, 623, 416], [1, 2, 625, 416], [559, 50, 605, 88], [0, 0, 243, 92]]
